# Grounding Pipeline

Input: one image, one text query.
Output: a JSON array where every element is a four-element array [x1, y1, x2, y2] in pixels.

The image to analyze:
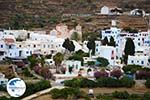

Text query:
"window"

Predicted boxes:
[[138, 43, 140, 46], [1, 45, 3, 48], [19, 45, 21, 47], [26, 51, 29, 54], [96, 49, 98, 52], [141, 61, 144, 64], [34, 45, 36, 48], [9, 45, 11, 49], [1, 81, 4, 84], [43, 45, 46, 48], [131, 60, 134, 63]]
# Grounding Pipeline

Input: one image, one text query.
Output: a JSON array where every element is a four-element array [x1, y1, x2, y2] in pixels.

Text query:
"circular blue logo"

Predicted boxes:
[[7, 78, 26, 97]]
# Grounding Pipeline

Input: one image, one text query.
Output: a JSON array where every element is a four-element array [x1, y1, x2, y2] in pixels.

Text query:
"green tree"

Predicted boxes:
[[102, 37, 109, 45], [124, 38, 135, 64], [53, 52, 64, 73], [109, 36, 116, 47], [96, 57, 109, 67], [27, 55, 38, 68], [62, 38, 75, 52], [87, 39, 95, 55], [71, 32, 80, 41]]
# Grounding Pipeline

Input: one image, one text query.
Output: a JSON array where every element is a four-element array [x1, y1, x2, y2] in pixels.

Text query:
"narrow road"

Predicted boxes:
[[21, 86, 64, 100]]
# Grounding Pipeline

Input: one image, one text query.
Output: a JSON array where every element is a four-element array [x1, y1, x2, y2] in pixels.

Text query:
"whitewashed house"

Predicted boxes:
[[63, 60, 81, 75], [0, 73, 8, 86], [101, 6, 110, 15], [100, 6, 123, 15], [128, 55, 149, 67], [130, 9, 146, 17], [101, 20, 121, 42], [95, 46, 116, 66]]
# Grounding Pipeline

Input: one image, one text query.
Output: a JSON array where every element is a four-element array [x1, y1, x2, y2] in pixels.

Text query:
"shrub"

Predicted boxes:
[[50, 87, 87, 99], [64, 77, 135, 88], [33, 66, 52, 79], [136, 70, 150, 80], [96, 94, 113, 100], [143, 91, 150, 100], [80, 78, 97, 88], [22, 80, 51, 97], [64, 78, 97, 88], [145, 79, 150, 88], [120, 76, 135, 88], [22, 68, 33, 77], [123, 65, 142, 74], [0, 85, 6, 91], [94, 70, 108, 79], [110, 69, 123, 79], [112, 91, 129, 99], [96, 77, 122, 87], [96, 57, 109, 67], [128, 94, 140, 100]]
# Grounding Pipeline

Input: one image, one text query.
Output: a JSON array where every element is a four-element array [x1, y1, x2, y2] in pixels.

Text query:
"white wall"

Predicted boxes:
[[128, 55, 149, 67]]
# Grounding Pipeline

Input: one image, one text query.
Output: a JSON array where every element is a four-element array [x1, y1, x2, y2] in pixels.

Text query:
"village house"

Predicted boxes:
[[0, 73, 8, 86], [50, 24, 82, 40], [63, 60, 81, 75], [130, 9, 146, 17], [100, 6, 123, 15], [101, 20, 121, 42], [128, 55, 150, 67]]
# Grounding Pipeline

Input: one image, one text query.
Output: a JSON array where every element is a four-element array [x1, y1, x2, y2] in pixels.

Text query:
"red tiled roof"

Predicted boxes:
[[4, 38, 15, 44]]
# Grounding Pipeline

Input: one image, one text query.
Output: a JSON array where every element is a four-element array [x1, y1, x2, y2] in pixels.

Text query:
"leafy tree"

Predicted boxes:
[[68, 41, 75, 52], [62, 38, 75, 52], [123, 64, 142, 74], [87, 61, 95, 66], [27, 55, 38, 68], [102, 37, 109, 45], [109, 36, 116, 47], [110, 69, 123, 79], [82, 32, 98, 41], [68, 50, 89, 65], [124, 38, 135, 64], [87, 39, 95, 55], [41, 67, 52, 79], [71, 32, 80, 41], [53, 52, 64, 73], [94, 70, 109, 79], [96, 57, 109, 67]]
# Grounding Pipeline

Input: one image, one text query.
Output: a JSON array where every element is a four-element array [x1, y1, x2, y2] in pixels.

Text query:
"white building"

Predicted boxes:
[[63, 60, 81, 75], [101, 6, 110, 15], [45, 59, 55, 66], [101, 20, 121, 42], [130, 9, 146, 17], [95, 46, 116, 66], [0, 73, 8, 86], [128, 55, 150, 67], [100, 6, 123, 15]]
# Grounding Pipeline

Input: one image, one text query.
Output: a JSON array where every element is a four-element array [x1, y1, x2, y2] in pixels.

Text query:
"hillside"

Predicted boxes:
[[0, 0, 149, 32]]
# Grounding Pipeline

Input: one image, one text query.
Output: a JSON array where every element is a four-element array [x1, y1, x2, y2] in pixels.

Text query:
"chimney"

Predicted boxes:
[[111, 20, 117, 27]]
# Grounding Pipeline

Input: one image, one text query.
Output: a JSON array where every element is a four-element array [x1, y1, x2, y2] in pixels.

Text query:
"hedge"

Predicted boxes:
[[64, 77, 135, 88], [21, 80, 51, 98], [112, 91, 129, 99], [145, 79, 150, 88], [50, 87, 89, 99]]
